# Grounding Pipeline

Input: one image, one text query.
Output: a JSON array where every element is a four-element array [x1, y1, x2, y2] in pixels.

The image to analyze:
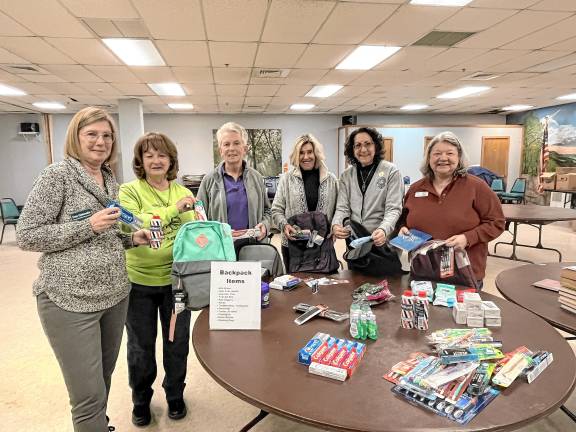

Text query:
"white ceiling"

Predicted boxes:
[[0, 0, 575, 115]]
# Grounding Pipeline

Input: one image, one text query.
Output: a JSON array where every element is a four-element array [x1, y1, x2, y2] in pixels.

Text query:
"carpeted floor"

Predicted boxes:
[[0, 221, 575, 431]]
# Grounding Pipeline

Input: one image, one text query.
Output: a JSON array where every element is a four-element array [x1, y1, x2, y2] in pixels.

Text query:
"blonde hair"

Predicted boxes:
[[289, 134, 326, 169], [420, 131, 469, 178], [64, 107, 117, 165], [216, 122, 248, 146], [132, 132, 179, 181]]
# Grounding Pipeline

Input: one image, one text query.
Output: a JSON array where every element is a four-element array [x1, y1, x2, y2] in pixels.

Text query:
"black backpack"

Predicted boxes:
[[286, 211, 339, 274]]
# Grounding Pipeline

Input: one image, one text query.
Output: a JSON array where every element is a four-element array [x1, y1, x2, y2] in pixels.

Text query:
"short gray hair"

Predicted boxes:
[[420, 131, 469, 178], [216, 122, 248, 146]]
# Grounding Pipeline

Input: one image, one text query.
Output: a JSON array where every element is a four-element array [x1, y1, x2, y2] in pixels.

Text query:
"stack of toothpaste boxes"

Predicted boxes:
[[452, 292, 501, 328], [298, 332, 366, 381]]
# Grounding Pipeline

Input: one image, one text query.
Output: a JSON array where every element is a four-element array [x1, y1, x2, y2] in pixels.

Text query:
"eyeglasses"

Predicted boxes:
[[80, 131, 114, 143], [353, 142, 374, 151]]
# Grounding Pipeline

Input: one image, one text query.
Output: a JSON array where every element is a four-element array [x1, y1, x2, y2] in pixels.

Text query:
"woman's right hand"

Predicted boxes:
[[176, 196, 196, 213], [283, 224, 297, 241], [332, 224, 351, 239], [399, 226, 410, 236], [89, 207, 121, 233]]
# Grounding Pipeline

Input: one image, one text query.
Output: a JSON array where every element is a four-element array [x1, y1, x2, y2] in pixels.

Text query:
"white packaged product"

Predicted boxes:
[[452, 302, 467, 325]]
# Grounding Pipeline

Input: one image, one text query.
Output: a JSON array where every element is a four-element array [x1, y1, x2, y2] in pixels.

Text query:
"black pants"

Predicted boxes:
[[126, 283, 191, 405], [281, 245, 290, 273]]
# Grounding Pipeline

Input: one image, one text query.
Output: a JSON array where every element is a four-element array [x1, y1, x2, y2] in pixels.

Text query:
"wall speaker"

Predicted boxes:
[[20, 122, 40, 133], [342, 115, 357, 126]]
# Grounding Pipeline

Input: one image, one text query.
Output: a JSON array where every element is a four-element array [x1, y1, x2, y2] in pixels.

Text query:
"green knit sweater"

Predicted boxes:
[[119, 179, 196, 286]]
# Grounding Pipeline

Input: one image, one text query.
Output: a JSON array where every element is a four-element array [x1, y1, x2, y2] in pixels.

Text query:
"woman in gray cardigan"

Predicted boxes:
[[16, 107, 150, 432], [271, 134, 338, 270], [332, 127, 404, 246], [197, 122, 271, 242]]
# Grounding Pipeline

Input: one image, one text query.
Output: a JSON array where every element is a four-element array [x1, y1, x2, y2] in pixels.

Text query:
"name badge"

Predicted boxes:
[[71, 208, 93, 221], [415, 191, 429, 198]]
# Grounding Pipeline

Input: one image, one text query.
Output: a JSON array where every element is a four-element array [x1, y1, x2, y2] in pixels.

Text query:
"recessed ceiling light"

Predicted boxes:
[[148, 83, 186, 96], [501, 104, 534, 112], [336, 46, 401, 70], [437, 86, 490, 99], [33, 102, 66, 110], [0, 84, 26, 96], [102, 38, 165, 66], [168, 103, 194, 110], [290, 103, 315, 111], [557, 93, 576, 101], [305, 85, 343, 98], [410, 0, 473, 6], [401, 104, 429, 111]]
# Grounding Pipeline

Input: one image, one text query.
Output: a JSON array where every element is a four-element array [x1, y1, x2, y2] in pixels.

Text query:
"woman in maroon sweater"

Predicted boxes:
[[399, 131, 505, 284]]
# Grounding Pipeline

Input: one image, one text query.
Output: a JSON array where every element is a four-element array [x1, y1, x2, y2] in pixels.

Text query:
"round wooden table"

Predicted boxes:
[[193, 271, 576, 432]]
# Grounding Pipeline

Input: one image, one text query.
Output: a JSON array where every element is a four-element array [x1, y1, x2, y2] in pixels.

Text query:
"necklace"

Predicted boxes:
[[146, 180, 172, 208], [359, 163, 376, 193]]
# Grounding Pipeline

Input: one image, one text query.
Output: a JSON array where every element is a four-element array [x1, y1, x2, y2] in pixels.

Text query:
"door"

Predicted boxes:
[[481, 137, 510, 182], [424, 136, 433, 155], [382, 137, 393, 162]]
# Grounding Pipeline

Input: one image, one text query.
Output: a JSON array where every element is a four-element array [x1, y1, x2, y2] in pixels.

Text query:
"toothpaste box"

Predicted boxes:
[[297, 332, 329, 365], [309, 362, 347, 381], [452, 302, 467, 325], [482, 301, 501, 318], [310, 337, 337, 364]]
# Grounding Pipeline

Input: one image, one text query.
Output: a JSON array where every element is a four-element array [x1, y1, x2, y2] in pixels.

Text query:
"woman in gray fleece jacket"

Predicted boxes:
[[17, 107, 150, 432]]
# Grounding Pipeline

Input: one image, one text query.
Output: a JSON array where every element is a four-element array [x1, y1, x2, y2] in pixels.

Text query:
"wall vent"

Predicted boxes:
[[253, 69, 290, 78]]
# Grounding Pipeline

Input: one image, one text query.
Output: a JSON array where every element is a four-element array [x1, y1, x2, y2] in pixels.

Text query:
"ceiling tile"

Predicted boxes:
[[313, 2, 397, 44], [529, 0, 576, 11], [457, 10, 572, 49], [374, 46, 446, 70], [172, 67, 213, 83], [217, 95, 245, 103], [182, 83, 216, 95], [284, 69, 328, 84], [203, 0, 267, 41], [0, 11, 33, 36], [114, 20, 150, 38], [488, 50, 569, 72], [77, 82, 122, 96], [215, 85, 247, 96], [209, 42, 257, 68], [295, 45, 353, 69], [0, 37, 75, 64], [420, 48, 489, 72], [246, 85, 280, 96], [525, 53, 576, 72], [502, 15, 576, 50], [262, 0, 335, 43], [42, 65, 104, 82], [543, 36, 576, 51], [18, 74, 65, 83], [181, 95, 216, 104], [470, 1, 539, 9], [365, 5, 458, 46], [33, 82, 88, 94], [132, 0, 205, 40], [0, 0, 92, 37], [254, 43, 306, 68], [317, 69, 365, 85], [89, 66, 141, 83], [156, 41, 210, 67], [45, 38, 121, 65], [275, 85, 311, 97], [213, 68, 251, 84], [436, 8, 516, 32], [8, 82, 53, 93], [447, 49, 530, 72], [244, 96, 271, 105], [130, 67, 176, 82], [81, 19, 123, 38], [336, 86, 373, 98], [111, 83, 154, 95], [60, 0, 139, 19], [0, 47, 29, 63]]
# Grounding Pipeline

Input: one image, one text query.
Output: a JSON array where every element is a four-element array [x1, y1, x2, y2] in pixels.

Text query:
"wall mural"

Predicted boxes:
[[212, 128, 282, 177]]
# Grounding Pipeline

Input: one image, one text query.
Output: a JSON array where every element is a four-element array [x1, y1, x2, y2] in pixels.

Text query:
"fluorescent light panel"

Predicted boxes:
[[168, 103, 194, 110], [305, 85, 343, 98], [410, 0, 473, 6], [502, 104, 534, 112], [336, 46, 401, 70], [437, 86, 490, 99], [148, 83, 186, 96], [557, 93, 576, 101], [102, 38, 165, 66], [33, 102, 66, 110], [290, 103, 314, 111], [401, 104, 429, 111], [0, 84, 26, 96]]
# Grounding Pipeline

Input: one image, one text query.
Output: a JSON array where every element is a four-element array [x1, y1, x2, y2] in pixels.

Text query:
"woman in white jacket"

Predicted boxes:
[[271, 134, 338, 270]]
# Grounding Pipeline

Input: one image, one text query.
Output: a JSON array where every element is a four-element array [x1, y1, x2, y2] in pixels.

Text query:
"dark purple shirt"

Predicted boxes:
[[221, 164, 249, 230]]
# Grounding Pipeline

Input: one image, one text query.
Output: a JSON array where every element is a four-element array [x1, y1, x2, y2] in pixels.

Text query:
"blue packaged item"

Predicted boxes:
[[298, 332, 329, 365], [107, 200, 143, 231]]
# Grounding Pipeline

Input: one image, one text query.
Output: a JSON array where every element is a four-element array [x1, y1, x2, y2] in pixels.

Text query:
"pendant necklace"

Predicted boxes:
[[146, 180, 172, 208], [359, 164, 376, 193]]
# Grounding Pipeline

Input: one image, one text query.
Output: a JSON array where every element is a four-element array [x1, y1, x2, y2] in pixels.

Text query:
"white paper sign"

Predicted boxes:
[[209, 261, 261, 330]]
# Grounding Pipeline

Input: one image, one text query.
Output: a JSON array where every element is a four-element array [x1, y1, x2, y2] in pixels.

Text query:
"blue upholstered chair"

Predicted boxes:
[[0, 198, 20, 244]]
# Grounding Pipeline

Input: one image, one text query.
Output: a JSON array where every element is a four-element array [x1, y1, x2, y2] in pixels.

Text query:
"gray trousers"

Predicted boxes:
[[37, 292, 129, 432]]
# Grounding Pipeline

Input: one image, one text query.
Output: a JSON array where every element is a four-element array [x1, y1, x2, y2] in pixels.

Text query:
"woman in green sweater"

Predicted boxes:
[[119, 132, 196, 426]]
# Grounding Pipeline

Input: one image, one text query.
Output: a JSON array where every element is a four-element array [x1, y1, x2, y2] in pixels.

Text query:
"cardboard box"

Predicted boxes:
[[556, 167, 576, 175], [556, 173, 576, 190], [541, 172, 556, 190]]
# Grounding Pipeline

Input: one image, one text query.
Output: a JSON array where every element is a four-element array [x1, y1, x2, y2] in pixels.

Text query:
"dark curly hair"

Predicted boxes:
[[344, 127, 383, 166], [132, 132, 179, 181]]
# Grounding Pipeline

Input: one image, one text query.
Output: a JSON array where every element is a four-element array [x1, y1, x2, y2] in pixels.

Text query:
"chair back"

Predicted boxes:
[[490, 178, 504, 193], [510, 178, 526, 194], [0, 198, 20, 222]]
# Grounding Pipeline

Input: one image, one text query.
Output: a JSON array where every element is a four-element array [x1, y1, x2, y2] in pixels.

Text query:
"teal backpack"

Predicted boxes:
[[172, 221, 236, 310]]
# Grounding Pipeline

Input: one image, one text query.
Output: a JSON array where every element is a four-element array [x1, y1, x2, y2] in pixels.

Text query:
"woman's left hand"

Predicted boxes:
[[371, 228, 387, 247], [132, 229, 152, 246], [445, 234, 468, 250], [255, 223, 267, 241]]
